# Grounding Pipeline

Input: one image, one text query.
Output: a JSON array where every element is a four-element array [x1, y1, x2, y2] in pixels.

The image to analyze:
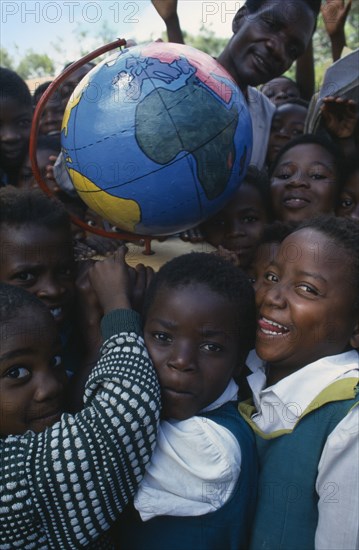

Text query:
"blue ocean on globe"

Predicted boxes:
[[61, 41, 252, 236]]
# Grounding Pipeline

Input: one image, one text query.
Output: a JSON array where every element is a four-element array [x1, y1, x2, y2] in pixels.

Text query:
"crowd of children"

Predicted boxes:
[[1, 0, 358, 548]]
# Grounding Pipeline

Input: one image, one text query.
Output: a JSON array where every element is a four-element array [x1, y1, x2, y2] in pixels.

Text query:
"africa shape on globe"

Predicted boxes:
[[61, 42, 252, 236]]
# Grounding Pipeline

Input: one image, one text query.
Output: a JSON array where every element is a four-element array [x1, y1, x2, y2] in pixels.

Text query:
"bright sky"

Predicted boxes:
[[1, 1, 239, 73]]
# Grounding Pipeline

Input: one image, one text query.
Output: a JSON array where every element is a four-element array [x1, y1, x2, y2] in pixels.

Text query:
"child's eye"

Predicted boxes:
[[14, 272, 35, 283], [242, 216, 258, 223], [50, 355, 62, 368], [297, 283, 319, 296], [201, 343, 223, 353], [152, 332, 172, 343], [274, 171, 292, 180], [6, 366, 30, 379], [264, 272, 279, 283], [340, 197, 353, 208], [309, 173, 327, 180]]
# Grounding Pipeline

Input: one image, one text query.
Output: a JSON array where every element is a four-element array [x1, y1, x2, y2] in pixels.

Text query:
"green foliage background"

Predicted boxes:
[[1, 2, 358, 88]]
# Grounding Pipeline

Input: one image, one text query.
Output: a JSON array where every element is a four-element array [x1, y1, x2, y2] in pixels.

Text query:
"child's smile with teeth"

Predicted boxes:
[[258, 316, 289, 336], [255, 226, 359, 377]]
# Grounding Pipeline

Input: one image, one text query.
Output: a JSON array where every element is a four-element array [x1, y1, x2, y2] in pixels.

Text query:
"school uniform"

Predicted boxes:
[[118, 380, 258, 550], [240, 349, 359, 550]]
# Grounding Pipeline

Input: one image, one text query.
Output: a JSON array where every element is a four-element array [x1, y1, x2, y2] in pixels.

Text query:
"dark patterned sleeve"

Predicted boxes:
[[0, 309, 161, 550]]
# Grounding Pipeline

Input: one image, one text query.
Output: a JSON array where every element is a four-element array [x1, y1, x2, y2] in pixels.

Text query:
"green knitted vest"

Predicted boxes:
[[239, 378, 359, 550]]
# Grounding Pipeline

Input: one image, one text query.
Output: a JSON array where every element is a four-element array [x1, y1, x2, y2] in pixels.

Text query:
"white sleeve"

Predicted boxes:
[[134, 415, 242, 520], [315, 407, 359, 550]]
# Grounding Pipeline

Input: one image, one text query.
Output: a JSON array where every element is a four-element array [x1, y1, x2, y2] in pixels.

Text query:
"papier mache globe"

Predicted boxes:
[[61, 42, 253, 236]]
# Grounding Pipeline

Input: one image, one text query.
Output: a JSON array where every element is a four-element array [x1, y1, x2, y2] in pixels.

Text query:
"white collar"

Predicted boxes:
[[246, 349, 359, 421]]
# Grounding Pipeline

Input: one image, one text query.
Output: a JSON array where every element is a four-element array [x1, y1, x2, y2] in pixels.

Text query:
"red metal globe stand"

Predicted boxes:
[[29, 38, 155, 254]]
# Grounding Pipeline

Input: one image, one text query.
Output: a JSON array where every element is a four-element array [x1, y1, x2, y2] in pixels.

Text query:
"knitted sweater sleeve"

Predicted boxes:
[[0, 309, 161, 550]]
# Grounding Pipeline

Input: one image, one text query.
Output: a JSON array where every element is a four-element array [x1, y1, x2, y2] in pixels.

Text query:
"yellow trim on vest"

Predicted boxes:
[[238, 378, 358, 439]]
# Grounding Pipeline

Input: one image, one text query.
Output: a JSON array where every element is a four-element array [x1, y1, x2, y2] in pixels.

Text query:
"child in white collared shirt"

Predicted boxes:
[[117, 252, 258, 550], [240, 216, 359, 550]]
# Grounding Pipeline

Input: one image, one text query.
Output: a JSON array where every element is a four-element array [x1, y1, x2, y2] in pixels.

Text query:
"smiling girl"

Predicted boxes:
[[240, 216, 359, 549], [269, 134, 343, 223]]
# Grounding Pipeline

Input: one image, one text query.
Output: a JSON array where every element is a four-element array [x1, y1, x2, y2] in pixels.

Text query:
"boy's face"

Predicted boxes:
[[201, 183, 268, 269], [337, 169, 359, 222], [0, 224, 75, 327], [0, 307, 67, 436], [267, 104, 307, 165], [228, 1, 315, 88], [0, 98, 32, 169], [39, 96, 64, 136], [255, 228, 359, 381], [270, 144, 337, 222], [261, 77, 300, 105], [144, 283, 240, 420]]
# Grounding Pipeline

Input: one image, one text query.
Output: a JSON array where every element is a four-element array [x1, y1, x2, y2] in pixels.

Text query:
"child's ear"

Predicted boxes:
[[349, 320, 359, 349], [232, 6, 248, 34]]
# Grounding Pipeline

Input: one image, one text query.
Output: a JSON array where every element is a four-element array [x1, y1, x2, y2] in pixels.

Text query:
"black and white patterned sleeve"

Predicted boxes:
[[0, 309, 161, 550]]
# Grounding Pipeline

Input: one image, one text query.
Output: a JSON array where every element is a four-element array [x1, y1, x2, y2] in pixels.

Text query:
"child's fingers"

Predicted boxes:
[[87, 248, 132, 312], [45, 164, 56, 181], [88, 246, 127, 288], [131, 264, 154, 312], [179, 227, 204, 243], [145, 266, 155, 288], [135, 263, 155, 288], [83, 236, 125, 258], [322, 96, 344, 105], [111, 245, 129, 262]]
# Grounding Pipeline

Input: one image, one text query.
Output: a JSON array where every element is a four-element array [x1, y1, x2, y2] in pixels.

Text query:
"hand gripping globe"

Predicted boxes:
[[61, 42, 252, 236]]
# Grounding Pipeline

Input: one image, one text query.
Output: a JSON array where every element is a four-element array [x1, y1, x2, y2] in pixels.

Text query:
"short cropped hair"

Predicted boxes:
[[279, 97, 309, 109], [143, 252, 256, 358], [33, 81, 52, 107], [0, 68, 32, 107], [260, 220, 297, 244], [0, 187, 71, 232], [245, 0, 321, 16], [0, 282, 50, 326], [296, 216, 359, 311]]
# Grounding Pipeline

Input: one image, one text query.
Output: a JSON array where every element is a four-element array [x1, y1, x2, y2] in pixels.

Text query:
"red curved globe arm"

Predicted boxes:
[[29, 38, 152, 247]]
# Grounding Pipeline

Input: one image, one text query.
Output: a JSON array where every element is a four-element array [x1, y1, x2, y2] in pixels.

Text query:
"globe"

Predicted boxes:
[[61, 42, 252, 236]]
